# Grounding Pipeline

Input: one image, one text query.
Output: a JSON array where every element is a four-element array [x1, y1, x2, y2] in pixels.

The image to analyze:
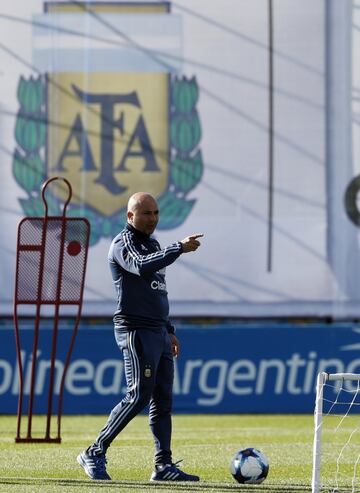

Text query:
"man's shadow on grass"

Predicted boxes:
[[0, 477, 315, 492]]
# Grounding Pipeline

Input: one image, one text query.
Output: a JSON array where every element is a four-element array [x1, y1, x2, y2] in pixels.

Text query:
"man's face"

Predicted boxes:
[[128, 196, 159, 235]]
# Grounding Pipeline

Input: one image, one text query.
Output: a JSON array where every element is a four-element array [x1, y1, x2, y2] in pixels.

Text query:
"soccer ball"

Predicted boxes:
[[230, 447, 269, 484]]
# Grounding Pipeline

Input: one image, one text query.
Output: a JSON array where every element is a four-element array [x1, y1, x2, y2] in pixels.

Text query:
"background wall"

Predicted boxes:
[[2, 1, 359, 319]]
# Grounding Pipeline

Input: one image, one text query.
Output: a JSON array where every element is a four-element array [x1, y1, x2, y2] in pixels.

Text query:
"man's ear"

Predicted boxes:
[[127, 211, 133, 222]]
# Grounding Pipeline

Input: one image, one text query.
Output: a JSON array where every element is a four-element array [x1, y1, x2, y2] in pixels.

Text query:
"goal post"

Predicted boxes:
[[312, 372, 360, 493]]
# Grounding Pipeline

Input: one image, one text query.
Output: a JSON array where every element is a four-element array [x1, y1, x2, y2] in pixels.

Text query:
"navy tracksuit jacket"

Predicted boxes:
[[90, 223, 183, 464]]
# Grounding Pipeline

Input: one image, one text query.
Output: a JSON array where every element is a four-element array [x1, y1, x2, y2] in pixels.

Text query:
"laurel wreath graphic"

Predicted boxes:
[[13, 75, 203, 245]]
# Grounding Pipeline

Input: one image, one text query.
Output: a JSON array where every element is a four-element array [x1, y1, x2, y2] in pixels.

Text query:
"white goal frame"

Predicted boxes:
[[312, 372, 360, 493]]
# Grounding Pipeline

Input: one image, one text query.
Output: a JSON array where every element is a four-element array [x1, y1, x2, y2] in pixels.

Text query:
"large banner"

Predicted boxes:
[[2, 322, 360, 414], [1, 0, 360, 317]]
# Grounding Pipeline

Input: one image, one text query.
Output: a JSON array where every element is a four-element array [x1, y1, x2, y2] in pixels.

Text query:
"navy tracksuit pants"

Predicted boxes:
[[90, 326, 174, 465]]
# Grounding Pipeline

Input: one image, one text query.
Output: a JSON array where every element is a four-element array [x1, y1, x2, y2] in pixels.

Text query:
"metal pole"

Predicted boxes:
[[267, 0, 274, 272]]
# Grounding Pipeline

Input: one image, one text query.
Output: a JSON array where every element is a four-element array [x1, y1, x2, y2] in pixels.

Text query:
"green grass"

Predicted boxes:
[[0, 413, 345, 492]]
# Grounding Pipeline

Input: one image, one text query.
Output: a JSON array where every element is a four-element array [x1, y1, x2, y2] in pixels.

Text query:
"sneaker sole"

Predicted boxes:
[[150, 477, 200, 482]]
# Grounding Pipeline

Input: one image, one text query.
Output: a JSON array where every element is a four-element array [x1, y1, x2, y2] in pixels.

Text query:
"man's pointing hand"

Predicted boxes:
[[180, 233, 204, 253]]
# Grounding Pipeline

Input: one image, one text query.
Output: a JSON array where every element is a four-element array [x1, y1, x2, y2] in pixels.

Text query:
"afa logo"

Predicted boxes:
[[12, 1, 203, 245]]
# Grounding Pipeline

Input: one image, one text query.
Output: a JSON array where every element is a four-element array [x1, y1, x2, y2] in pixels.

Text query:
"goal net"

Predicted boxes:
[[312, 372, 360, 493]]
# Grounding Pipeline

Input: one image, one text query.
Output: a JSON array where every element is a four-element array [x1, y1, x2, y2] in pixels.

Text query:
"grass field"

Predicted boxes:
[[0, 413, 355, 493]]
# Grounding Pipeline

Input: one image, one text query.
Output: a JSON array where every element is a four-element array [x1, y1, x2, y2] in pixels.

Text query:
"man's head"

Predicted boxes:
[[127, 192, 159, 235]]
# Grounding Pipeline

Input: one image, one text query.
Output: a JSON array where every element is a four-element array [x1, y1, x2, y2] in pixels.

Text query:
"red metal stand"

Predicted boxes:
[[13, 177, 90, 443]]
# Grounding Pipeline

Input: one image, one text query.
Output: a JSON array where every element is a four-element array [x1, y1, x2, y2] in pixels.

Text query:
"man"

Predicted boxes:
[[77, 192, 203, 482]]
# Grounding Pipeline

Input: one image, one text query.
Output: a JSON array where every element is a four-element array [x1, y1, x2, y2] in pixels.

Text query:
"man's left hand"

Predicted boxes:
[[170, 334, 180, 358]]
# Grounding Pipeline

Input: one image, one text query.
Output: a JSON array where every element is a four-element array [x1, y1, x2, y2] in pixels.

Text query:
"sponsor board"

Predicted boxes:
[[1, 322, 360, 414]]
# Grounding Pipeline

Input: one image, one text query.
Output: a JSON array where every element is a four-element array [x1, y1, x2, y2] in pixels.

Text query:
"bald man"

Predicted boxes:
[[77, 192, 203, 482]]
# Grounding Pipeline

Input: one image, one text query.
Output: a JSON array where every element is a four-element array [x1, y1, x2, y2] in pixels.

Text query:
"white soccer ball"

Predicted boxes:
[[230, 447, 269, 484]]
